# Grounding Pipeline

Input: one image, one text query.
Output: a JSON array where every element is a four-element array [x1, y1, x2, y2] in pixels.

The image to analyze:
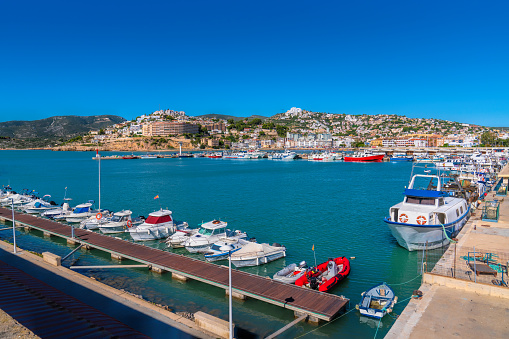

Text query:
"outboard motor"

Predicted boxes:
[[309, 277, 319, 290], [272, 243, 282, 247], [298, 260, 307, 268]]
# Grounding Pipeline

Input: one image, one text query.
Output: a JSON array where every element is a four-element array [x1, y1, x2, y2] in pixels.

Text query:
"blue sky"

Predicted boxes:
[[1, 1, 508, 126]]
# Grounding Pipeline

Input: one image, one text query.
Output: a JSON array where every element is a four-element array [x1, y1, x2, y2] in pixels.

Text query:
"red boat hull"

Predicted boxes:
[[343, 154, 384, 162], [295, 257, 350, 292]]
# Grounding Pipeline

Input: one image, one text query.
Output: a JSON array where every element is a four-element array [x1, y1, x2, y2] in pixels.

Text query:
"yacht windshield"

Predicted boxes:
[[111, 215, 122, 222], [198, 228, 214, 236]]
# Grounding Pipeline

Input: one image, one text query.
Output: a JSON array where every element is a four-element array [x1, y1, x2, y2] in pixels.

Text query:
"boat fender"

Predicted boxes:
[[355, 304, 359, 310]]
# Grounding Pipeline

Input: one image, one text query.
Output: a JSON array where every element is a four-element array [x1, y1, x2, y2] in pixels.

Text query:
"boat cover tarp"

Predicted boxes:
[[231, 243, 282, 259], [404, 189, 446, 198]]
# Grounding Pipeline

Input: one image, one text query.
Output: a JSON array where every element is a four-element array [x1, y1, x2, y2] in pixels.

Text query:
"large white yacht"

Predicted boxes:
[[384, 164, 470, 251]]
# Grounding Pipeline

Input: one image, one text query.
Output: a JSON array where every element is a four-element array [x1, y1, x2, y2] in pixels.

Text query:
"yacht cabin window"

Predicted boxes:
[[460, 206, 463, 214], [199, 228, 214, 236], [438, 198, 444, 206], [456, 209, 460, 217], [406, 197, 435, 205]]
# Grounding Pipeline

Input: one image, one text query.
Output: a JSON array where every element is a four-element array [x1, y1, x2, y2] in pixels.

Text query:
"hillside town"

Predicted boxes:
[[82, 107, 508, 150]]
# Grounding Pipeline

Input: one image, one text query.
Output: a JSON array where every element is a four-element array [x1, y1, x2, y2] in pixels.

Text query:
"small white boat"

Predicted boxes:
[[99, 210, 144, 234], [65, 202, 97, 223], [357, 283, 397, 319], [203, 239, 248, 262], [165, 227, 198, 248], [230, 242, 286, 267], [42, 199, 73, 219], [22, 195, 56, 214], [80, 211, 112, 230], [268, 150, 297, 160], [273, 261, 308, 284], [184, 220, 247, 253], [129, 209, 186, 241]]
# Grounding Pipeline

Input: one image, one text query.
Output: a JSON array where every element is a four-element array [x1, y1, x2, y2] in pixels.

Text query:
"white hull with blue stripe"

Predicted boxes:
[[384, 166, 471, 251]]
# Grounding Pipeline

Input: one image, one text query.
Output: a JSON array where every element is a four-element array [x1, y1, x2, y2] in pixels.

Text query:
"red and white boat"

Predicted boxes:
[[208, 152, 223, 158], [295, 257, 350, 292], [344, 151, 384, 162]]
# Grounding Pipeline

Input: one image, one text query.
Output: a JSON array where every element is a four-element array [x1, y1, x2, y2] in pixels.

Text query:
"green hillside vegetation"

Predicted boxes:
[[0, 115, 125, 149]]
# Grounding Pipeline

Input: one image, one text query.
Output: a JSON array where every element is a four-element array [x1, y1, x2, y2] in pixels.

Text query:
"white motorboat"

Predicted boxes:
[[165, 227, 198, 248], [384, 163, 471, 251], [65, 202, 97, 223], [309, 151, 337, 162], [184, 220, 245, 253], [230, 242, 286, 267], [203, 239, 247, 262], [129, 209, 186, 241], [268, 150, 297, 160], [22, 195, 57, 214], [99, 210, 144, 234], [80, 211, 112, 230]]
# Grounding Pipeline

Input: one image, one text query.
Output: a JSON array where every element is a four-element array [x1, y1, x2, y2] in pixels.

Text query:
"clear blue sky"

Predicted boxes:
[[1, 1, 508, 126]]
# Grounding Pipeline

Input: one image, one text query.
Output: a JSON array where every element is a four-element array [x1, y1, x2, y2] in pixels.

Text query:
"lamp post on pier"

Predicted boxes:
[[11, 198, 17, 254], [228, 249, 233, 339]]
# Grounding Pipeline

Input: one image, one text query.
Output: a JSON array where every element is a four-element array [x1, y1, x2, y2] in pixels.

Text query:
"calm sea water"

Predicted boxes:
[[0, 150, 423, 338]]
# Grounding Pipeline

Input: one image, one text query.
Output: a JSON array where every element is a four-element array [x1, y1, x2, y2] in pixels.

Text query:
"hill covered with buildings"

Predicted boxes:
[[62, 107, 507, 151]]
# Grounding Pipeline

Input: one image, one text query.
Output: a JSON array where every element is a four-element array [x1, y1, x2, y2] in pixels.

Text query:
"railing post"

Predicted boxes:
[[473, 246, 477, 283], [453, 242, 457, 278]]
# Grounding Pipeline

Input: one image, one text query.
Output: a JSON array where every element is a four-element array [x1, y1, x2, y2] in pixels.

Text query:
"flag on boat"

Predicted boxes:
[[312, 244, 314, 251], [154, 195, 159, 200]]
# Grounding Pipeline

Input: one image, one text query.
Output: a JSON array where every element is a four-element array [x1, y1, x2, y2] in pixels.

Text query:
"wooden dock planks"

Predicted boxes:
[[0, 207, 349, 321]]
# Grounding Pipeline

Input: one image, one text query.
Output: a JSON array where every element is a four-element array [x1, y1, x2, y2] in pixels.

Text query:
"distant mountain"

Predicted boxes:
[[196, 114, 268, 122], [0, 115, 125, 148]]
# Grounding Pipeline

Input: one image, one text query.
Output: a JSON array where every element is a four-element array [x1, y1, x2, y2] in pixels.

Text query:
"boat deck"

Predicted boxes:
[[0, 207, 349, 321]]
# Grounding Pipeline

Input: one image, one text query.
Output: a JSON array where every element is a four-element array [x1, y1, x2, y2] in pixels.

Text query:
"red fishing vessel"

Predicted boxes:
[[344, 152, 384, 162]]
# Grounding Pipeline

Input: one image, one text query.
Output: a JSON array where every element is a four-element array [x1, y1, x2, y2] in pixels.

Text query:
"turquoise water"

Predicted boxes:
[[0, 150, 423, 338]]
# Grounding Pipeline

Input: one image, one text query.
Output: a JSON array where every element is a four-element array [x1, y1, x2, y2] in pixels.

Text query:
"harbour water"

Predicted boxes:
[[0, 150, 423, 338]]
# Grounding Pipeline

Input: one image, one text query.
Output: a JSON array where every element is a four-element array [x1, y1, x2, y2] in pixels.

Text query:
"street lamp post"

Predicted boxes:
[[11, 198, 17, 254], [228, 250, 233, 339]]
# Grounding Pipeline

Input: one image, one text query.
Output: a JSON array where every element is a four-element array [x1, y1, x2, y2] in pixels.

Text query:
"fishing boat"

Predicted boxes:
[[383, 163, 471, 250], [207, 152, 223, 158], [357, 283, 397, 319], [65, 201, 97, 223], [128, 209, 186, 241], [99, 210, 144, 234], [295, 257, 350, 292], [344, 151, 384, 162], [230, 242, 286, 267], [273, 261, 308, 284]]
